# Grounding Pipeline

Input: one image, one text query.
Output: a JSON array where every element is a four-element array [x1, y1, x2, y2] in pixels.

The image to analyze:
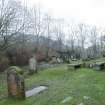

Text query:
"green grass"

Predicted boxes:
[[0, 73, 7, 98], [1, 64, 105, 105]]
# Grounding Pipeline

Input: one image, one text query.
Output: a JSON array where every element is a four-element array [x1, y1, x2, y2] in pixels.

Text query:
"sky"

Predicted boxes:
[[21, 0, 105, 28]]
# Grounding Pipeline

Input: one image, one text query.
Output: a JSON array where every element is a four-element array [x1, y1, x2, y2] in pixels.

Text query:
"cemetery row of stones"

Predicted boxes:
[[5, 55, 105, 100], [67, 61, 105, 71], [0, 50, 63, 72], [29, 55, 63, 73], [5, 56, 82, 100], [5, 56, 62, 100]]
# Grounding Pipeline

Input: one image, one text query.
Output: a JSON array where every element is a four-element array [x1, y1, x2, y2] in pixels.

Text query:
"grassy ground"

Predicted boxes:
[[1, 64, 105, 105]]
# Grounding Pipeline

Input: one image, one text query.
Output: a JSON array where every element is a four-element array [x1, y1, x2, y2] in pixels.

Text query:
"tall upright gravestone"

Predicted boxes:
[[29, 55, 37, 74], [7, 66, 25, 99]]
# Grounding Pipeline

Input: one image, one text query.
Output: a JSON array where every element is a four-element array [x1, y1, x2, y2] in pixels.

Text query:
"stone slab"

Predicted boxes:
[[61, 96, 73, 103], [26, 86, 47, 98]]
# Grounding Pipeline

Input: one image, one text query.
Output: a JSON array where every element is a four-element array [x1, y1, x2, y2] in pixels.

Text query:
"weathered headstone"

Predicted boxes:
[[79, 102, 84, 105], [51, 56, 57, 64], [57, 58, 61, 63], [29, 55, 37, 74], [83, 96, 90, 100], [93, 62, 105, 70], [26, 86, 47, 97], [68, 63, 82, 70], [61, 96, 73, 103], [7, 66, 25, 99]]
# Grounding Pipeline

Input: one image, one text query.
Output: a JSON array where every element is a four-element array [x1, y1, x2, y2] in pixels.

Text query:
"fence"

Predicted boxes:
[[0, 72, 8, 100]]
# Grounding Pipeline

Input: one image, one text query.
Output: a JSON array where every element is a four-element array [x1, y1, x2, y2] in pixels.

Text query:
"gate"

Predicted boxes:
[[0, 72, 8, 100]]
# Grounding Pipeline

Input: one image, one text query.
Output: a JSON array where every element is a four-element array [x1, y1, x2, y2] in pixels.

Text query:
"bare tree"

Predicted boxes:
[[53, 19, 65, 51], [30, 6, 46, 53], [67, 24, 78, 57], [77, 23, 87, 59], [99, 29, 105, 55], [89, 26, 98, 57], [0, 0, 25, 51], [43, 13, 53, 57]]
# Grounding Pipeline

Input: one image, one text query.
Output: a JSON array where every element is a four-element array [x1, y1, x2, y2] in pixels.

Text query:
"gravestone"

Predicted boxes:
[[26, 86, 47, 97], [61, 96, 73, 103], [68, 63, 82, 70], [7, 66, 25, 99], [93, 62, 105, 70], [29, 55, 37, 74], [50, 56, 57, 64], [57, 58, 61, 63]]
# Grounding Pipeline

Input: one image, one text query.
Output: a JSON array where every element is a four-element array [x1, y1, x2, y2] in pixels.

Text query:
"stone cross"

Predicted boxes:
[[29, 55, 37, 74], [7, 66, 25, 100]]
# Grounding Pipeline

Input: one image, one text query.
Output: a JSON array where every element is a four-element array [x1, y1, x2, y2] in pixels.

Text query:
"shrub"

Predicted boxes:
[[6, 48, 31, 66], [0, 55, 9, 72]]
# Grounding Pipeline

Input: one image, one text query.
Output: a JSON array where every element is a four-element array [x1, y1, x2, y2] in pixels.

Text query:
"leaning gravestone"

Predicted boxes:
[[26, 86, 47, 97], [93, 62, 105, 70], [7, 66, 25, 99], [57, 58, 62, 63], [29, 56, 37, 74]]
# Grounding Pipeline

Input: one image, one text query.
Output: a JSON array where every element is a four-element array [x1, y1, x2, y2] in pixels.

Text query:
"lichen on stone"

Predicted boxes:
[[8, 66, 24, 75]]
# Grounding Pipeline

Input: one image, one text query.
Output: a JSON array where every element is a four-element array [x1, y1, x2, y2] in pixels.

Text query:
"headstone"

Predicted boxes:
[[26, 86, 47, 97], [83, 96, 90, 100], [93, 62, 105, 70], [50, 56, 57, 64], [79, 103, 84, 105], [61, 96, 73, 103], [57, 58, 61, 63], [7, 66, 25, 100], [68, 63, 82, 70], [29, 55, 37, 74]]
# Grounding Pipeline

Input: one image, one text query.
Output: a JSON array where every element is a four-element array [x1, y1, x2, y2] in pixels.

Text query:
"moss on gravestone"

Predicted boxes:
[[8, 66, 24, 75], [7, 66, 25, 100]]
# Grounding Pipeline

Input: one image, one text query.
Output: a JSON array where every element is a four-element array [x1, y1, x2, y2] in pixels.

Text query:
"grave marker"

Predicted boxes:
[[68, 63, 82, 70], [29, 55, 37, 74], [7, 66, 25, 99]]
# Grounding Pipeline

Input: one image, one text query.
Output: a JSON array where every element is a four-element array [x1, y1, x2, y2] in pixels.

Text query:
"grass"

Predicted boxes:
[[1, 64, 105, 105], [0, 73, 7, 98]]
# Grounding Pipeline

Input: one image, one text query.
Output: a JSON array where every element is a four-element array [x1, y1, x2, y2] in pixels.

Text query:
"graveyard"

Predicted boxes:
[[1, 59, 105, 105], [1, 0, 105, 105]]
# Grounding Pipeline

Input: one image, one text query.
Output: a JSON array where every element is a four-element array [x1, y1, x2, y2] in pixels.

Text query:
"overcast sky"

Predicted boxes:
[[21, 0, 105, 28]]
